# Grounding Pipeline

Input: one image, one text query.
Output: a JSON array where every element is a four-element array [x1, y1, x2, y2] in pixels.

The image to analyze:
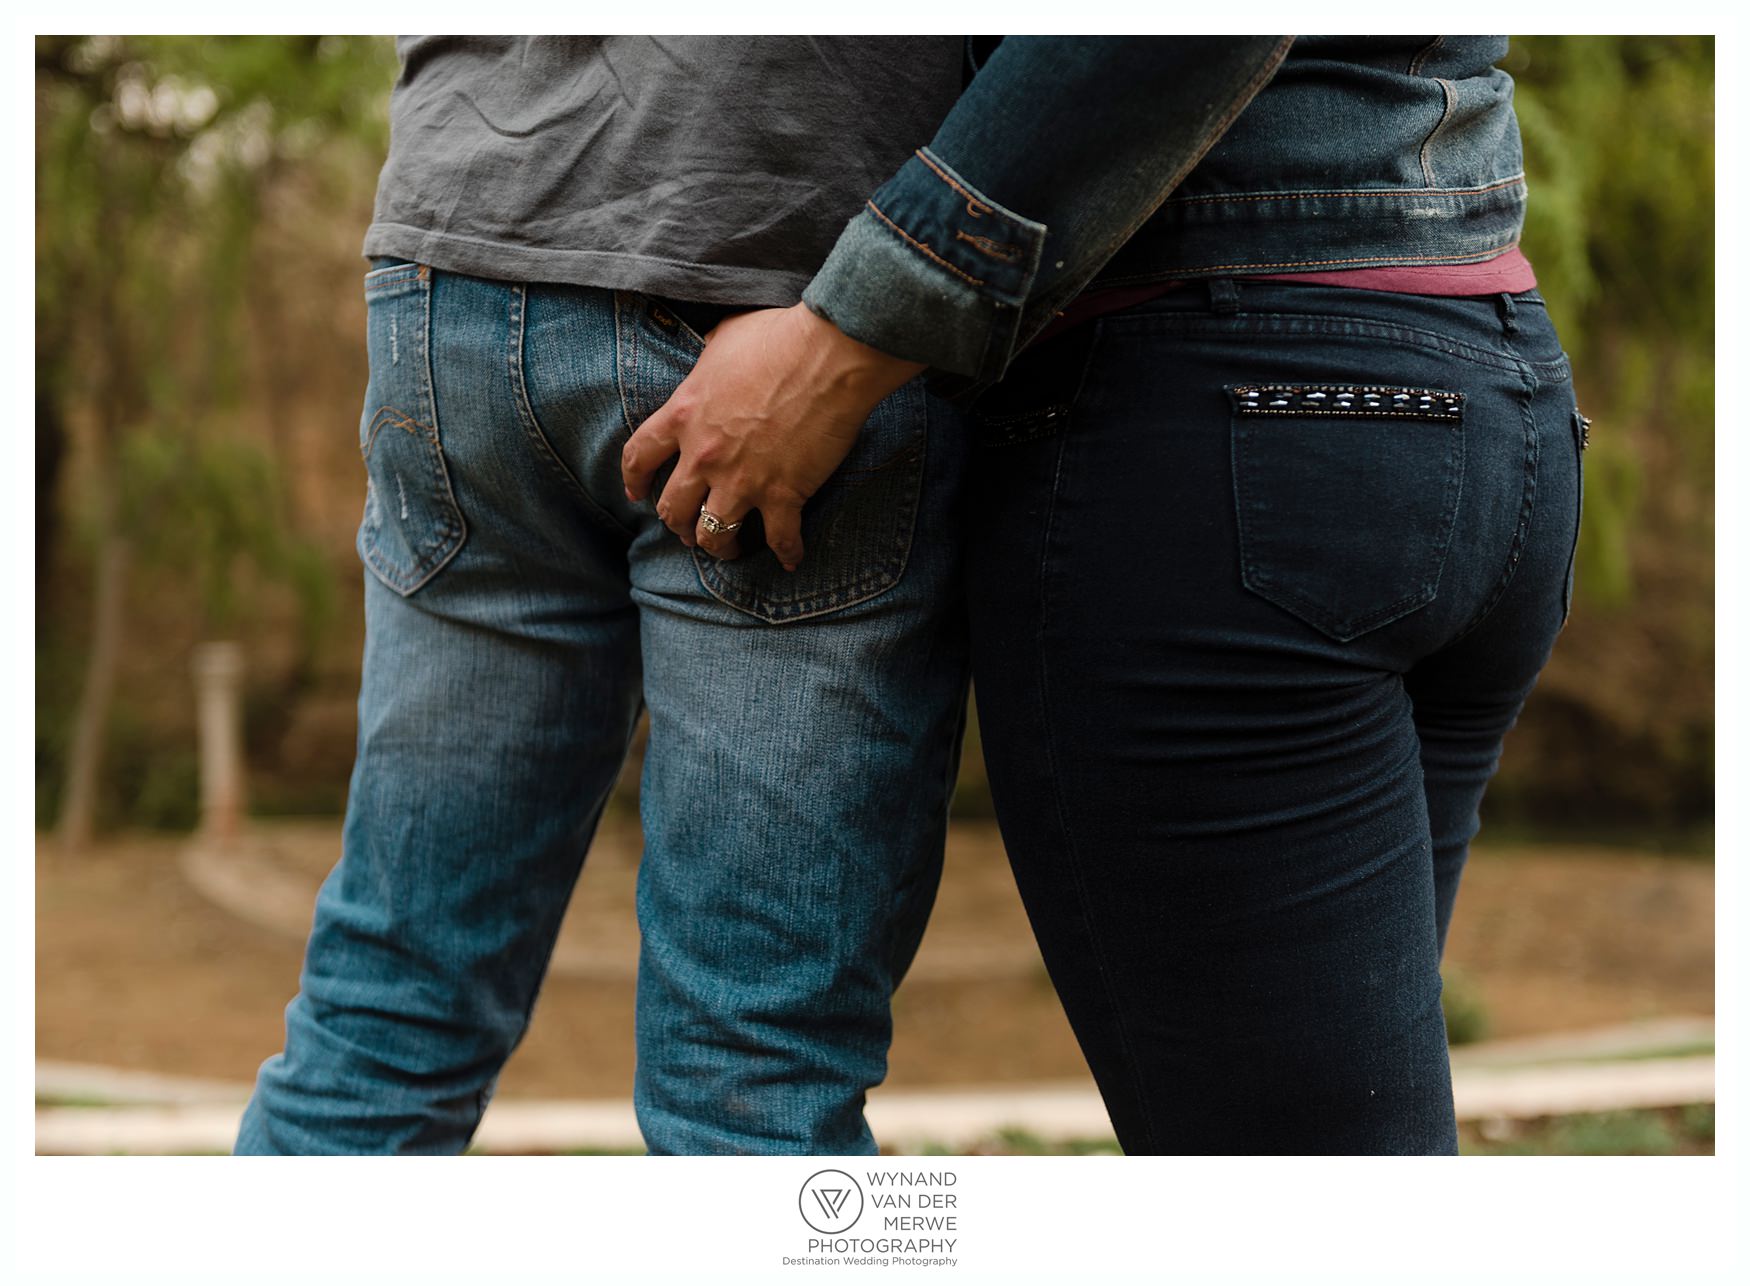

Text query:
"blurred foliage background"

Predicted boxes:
[[35, 35, 1714, 848]]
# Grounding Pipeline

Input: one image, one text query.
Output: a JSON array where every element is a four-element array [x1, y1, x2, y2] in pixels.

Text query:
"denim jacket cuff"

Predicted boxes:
[[802, 148, 1046, 380]]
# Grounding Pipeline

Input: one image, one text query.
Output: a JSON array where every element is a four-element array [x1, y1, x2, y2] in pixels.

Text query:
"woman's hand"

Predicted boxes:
[[620, 303, 924, 569]]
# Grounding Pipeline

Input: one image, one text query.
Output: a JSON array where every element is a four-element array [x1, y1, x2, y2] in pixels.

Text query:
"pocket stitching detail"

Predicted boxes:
[[358, 408, 468, 594], [357, 270, 467, 597], [1229, 382, 1466, 642], [691, 385, 929, 623]]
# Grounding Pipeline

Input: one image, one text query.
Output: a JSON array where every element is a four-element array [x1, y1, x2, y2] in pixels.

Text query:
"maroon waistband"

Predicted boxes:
[[1033, 247, 1538, 348]]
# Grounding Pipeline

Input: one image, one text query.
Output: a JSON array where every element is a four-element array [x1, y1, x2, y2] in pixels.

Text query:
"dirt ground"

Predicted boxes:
[[35, 823, 1713, 1100]]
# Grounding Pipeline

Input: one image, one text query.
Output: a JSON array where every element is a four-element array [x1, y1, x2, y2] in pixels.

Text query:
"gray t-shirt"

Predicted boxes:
[[363, 36, 966, 306]]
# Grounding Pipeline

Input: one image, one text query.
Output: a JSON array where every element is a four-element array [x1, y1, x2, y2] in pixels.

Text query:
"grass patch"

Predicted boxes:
[[1455, 1039, 1716, 1070], [1441, 966, 1492, 1046], [883, 1107, 1716, 1156], [892, 1127, 1122, 1156], [1460, 1105, 1714, 1155], [35, 1093, 122, 1109], [1575, 1040, 1715, 1064]]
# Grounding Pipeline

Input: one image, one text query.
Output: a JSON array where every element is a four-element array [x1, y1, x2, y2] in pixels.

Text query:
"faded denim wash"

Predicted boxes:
[[235, 260, 971, 1155]]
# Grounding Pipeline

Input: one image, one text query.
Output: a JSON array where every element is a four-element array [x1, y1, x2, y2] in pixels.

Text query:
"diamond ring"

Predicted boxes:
[[699, 508, 743, 536]]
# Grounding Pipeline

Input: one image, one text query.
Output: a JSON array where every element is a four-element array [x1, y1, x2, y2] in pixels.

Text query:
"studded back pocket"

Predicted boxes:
[[356, 262, 468, 596], [1229, 383, 1465, 642]]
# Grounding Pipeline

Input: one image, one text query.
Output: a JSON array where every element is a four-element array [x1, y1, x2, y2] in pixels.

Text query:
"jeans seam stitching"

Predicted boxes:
[[1447, 360, 1539, 645], [509, 285, 637, 539], [1418, 77, 1460, 185], [1408, 34, 1445, 76], [1101, 313, 1530, 374], [1038, 327, 1161, 1152], [614, 292, 641, 438], [1561, 405, 1585, 626]]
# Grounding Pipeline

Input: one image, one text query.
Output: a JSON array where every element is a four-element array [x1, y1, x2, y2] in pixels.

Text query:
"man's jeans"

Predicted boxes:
[[235, 261, 970, 1155], [966, 281, 1582, 1153]]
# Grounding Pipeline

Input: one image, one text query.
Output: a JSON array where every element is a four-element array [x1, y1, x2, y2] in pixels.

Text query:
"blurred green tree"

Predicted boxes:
[[1511, 35, 1713, 609], [1494, 36, 1714, 834], [35, 35, 397, 847], [33, 36, 1715, 841]]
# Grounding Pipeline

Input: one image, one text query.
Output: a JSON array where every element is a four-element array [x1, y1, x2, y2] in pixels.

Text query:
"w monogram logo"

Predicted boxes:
[[799, 1169, 864, 1233], [813, 1188, 852, 1220]]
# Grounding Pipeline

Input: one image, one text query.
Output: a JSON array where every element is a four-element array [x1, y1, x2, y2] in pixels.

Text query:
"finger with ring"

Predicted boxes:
[[696, 497, 748, 560], [656, 470, 708, 545]]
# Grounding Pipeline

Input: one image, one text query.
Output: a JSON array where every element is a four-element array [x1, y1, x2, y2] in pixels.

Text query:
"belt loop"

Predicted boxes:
[[1208, 277, 1240, 315], [1496, 291, 1520, 336]]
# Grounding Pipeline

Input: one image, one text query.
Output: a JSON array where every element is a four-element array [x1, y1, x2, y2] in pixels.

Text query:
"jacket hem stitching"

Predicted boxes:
[[862, 199, 987, 288], [1111, 239, 1522, 277], [1162, 175, 1526, 206], [914, 147, 993, 216]]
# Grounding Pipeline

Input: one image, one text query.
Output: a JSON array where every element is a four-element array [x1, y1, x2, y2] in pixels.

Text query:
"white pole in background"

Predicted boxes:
[[191, 641, 246, 848]]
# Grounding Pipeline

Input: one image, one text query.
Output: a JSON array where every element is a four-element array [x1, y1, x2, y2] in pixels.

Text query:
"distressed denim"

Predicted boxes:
[[804, 37, 1526, 395], [964, 280, 1582, 1154], [235, 260, 970, 1155]]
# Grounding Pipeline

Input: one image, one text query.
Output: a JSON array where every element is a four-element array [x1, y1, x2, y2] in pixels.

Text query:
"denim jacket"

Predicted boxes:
[[801, 36, 1527, 395]]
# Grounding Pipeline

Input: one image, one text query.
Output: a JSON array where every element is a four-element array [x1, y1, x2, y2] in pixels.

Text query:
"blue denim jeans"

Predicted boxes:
[[966, 280, 1582, 1154], [235, 261, 970, 1155]]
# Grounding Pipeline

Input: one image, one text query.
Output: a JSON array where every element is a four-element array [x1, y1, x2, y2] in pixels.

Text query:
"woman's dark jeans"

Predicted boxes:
[[966, 279, 1582, 1155]]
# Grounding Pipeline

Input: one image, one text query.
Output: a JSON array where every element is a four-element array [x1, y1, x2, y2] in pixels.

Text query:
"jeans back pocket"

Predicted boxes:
[[1229, 383, 1466, 642], [356, 262, 468, 596], [693, 380, 928, 623], [617, 293, 928, 624]]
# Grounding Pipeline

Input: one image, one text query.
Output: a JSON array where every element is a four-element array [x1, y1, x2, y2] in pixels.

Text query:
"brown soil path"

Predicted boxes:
[[35, 825, 1713, 1100]]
